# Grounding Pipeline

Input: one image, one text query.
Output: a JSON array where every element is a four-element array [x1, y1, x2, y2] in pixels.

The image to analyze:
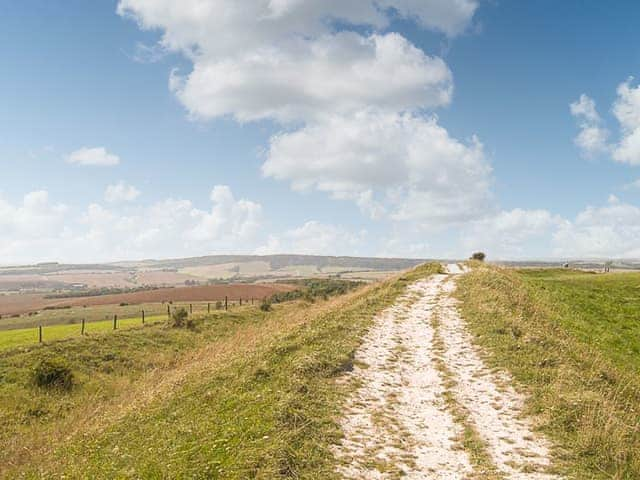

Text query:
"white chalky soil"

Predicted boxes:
[[332, 265, 563, 479]]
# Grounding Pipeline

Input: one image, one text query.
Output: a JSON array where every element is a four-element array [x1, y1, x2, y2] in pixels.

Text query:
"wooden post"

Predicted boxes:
[[240, 298, 242, 306], [113, 314, 118, 330], [81, 318, 86, 335], [167, 304, 171, 318], [190, 304, 193, 315], [251, 298, 254, 305], [225, 296, 228, 311], [38, 325, 43, 343], [207, 302, 211, 314], [142, 310, 145, 324]]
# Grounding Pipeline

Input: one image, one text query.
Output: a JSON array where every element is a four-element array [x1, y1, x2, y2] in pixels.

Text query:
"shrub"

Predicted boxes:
[[169, 307, 189, 328], [260, 300, 272, 312], [215, 301, 223, 310], [32, 359, 74, 391], [471, 252, 486, 262]]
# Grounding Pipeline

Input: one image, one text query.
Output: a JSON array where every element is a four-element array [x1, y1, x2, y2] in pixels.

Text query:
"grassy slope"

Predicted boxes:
[[1, 263, 441, 479], [456, 264, 640, 479]]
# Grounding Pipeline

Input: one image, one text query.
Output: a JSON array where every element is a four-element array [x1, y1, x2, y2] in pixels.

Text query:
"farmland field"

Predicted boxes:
[[0, 283, 296, 318]]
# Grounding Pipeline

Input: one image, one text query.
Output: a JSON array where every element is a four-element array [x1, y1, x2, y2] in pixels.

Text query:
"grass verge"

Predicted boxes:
[[456, 263, 640, 479]]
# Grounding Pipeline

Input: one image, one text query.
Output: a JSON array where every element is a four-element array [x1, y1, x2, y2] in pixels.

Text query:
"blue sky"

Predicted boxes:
[[1, 1, 640, 264]]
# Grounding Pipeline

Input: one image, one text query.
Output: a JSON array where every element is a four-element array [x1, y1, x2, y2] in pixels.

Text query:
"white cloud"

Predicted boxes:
[[116, 0, 479, 123], [170, 31, 452, 123], [66, 147, 121, 167], [264, 110, 492, 225], [612, 78, 640, 165], [570, 94, 609, 157], [256, 221, 364, 256], [0, 191, 67, 238], [553, 195, 640, 258], [118, 1, 488, 234], [105, 181, 141, 203], [572, 79, 640, 164], [0, 186, 262, 264], [460, 208, 562, 258]]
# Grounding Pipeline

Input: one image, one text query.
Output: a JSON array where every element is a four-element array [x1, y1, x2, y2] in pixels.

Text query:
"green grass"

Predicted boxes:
[[518, 269, 640, 373], [0, 314, 166, 352], [456, 264, 640, 479], [0, 263, 442, 479]]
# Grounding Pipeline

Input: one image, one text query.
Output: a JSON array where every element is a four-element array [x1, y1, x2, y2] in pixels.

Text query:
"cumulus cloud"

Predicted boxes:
[[553, 195, 640, 258], [66, 147, 121, 166], [570, 94, 609, 157], [116, 0, 476, 123], [0, 186, 262, 264], [170, 32, 452, 123], [256, 221, 365, 256], [572, 79, 640, 164], [105, 181, 141, 203], [612, 78, 640, 165], [118, 0, 488, 233], [264, 111, 492, 225], [460, 208, 562, 258]]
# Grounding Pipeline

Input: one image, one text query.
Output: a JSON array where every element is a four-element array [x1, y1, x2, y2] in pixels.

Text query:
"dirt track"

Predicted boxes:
[[333, 265, 562, 479]]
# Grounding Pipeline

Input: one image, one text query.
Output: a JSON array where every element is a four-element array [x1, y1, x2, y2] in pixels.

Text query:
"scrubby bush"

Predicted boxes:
[[169, 307, 189, 328], [260, 300, 272, 312], [471, 252, 486, 262], [215, 301, 223, 310], [32, 359, 74, 391]]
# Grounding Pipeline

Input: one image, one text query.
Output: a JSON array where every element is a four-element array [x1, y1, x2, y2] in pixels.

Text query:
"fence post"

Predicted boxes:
[[142, 310, 145, 324], [113, 314, 118, 330], [81, 318, 86, 335], [225, 296, 228, 311], [207, 302, 211, 314], [38, 325, 43, 343], [240, 298, 242, 306], [167, 304, 170, 318], [190, 304, 193, 315]]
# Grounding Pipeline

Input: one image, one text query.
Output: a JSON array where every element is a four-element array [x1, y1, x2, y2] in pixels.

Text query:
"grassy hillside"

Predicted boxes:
[[0, 263, 441, 478], [456, 264, 640, 479]]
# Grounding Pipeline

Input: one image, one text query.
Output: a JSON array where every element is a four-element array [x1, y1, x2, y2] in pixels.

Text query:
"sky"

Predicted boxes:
[[2, 0, 640, 264]]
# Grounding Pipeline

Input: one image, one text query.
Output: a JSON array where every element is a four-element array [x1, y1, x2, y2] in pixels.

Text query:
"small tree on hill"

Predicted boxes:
[[471, 252, 486, 262]]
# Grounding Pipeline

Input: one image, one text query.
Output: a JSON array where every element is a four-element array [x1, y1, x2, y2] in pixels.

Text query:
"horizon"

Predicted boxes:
[[2, 2, 640, 263]]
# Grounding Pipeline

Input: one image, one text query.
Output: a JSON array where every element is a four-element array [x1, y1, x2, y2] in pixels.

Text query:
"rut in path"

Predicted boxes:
[[333, 265, 563, 480]]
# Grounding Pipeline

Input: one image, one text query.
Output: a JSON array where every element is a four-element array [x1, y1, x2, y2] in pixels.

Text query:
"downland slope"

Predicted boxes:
[[0, 263, 440, 478], [1, 262, 637, 479]]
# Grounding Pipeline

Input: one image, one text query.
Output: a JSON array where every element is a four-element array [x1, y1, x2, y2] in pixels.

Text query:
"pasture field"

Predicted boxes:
[[0, 263, 441, 478], [457, 264, 640, 479], [0, 314, 166, 352]]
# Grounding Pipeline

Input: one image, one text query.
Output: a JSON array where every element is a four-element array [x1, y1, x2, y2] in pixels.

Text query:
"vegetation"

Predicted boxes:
[[456, 264, 640, 479], [0, 263, 441, 478], [269, 278, 364, 304], [470, 251, 486, 261], [45, 285, 162, 299], [0, 314, 166, 352], [31, 359, 74, 391], [169, 307, 189, 328]]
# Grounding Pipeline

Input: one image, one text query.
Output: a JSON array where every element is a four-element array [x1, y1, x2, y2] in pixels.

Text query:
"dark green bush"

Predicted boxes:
[[32, 359, 74, 391], [169, 307, 189, 328], [260, 300, 272, 312]]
